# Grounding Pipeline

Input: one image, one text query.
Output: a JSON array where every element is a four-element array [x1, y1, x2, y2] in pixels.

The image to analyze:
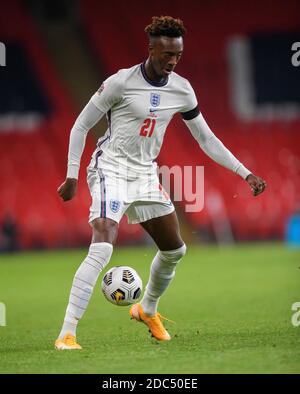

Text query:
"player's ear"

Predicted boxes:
[[148, 43, 154, 56], [148, 36, 156, 56]]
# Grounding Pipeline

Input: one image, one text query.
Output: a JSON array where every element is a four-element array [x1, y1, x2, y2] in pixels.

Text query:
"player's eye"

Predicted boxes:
[[164, 52, 182, 58]]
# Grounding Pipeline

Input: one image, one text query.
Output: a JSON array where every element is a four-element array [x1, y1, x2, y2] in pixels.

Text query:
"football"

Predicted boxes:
[[101, 266, 143, 306]]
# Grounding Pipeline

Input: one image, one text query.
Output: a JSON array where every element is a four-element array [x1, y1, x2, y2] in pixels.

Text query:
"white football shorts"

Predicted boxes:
[[87, 166, 175, 224]]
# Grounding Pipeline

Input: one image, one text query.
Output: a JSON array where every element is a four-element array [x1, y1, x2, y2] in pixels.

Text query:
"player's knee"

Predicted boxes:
[[174, 243, 187, 260], [91, 218, 118, 244], [160, 243, 187, 263]]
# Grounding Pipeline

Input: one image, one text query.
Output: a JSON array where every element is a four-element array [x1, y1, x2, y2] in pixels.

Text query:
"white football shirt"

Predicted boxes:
[[90, 62, 198, 176]]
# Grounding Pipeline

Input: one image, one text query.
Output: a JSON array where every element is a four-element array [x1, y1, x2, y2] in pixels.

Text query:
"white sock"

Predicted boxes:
[[140, 244, 186, 316], [58, 242, 113, 339]]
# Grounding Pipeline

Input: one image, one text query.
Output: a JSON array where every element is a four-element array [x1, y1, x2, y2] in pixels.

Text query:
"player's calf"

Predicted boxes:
[[140, 244, 187, 316]]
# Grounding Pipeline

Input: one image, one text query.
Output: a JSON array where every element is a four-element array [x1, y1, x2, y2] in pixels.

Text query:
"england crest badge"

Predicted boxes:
[[110, 199, 121, 213], [150, 93, 161, 107]]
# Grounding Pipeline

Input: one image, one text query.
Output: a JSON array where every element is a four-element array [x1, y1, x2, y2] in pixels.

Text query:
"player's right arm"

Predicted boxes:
[[58, 101, 105, 201], [58, 72, 124, 201]]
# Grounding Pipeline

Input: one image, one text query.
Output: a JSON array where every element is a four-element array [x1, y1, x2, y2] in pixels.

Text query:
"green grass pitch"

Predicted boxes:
[[0, 243, 299, 374]]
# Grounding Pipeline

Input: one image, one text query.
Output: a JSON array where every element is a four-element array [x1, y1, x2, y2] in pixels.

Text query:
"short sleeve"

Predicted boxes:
[[91, 72, 124, 113], [180, 80, 198, 114]]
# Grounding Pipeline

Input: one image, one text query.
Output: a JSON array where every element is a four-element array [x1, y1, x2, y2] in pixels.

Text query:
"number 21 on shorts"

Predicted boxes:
[[139, 118, 156, 137]]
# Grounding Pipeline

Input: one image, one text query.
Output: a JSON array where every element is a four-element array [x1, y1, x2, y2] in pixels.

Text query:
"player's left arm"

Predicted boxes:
[[182, 108, 266, 197]]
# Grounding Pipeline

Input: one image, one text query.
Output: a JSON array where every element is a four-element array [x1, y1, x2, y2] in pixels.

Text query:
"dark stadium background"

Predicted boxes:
[[0, 0, 299, 375]]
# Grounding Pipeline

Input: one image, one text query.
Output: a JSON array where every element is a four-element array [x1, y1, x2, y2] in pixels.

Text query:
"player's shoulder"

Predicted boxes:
[[101, 64, 139, 94], [95, 64, 140, 102], [112, 64, 141, 85], [170, 71, 194, 93]]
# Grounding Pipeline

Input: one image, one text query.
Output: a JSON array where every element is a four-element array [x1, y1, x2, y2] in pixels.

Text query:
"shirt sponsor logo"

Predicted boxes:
[[150, 93, 161, 107], [110, 200, 121, 213]]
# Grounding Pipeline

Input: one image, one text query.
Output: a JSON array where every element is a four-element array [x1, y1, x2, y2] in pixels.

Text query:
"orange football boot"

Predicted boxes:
[[130, 303, 172, 341], [55, 333, 82, 350]]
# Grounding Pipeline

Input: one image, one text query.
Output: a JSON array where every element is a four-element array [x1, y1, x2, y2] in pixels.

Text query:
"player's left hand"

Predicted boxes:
[[246, 174, 267, 196]]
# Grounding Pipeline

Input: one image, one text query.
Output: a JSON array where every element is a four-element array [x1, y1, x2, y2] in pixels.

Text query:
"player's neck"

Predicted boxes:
[[144, 58, 168, 85]]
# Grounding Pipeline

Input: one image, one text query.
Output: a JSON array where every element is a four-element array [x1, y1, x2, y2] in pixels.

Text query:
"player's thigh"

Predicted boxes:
[[87, 167, 127, 244], [91, 218, 119, 244], [140, 211, 184, 251]]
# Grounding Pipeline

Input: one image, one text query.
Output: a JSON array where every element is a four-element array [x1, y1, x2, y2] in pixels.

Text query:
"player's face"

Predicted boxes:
[[150, 36, 183, 78]]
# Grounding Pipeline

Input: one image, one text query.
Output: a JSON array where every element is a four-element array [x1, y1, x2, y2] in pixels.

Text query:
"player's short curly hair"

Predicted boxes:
[[145, 16, 186, 38]]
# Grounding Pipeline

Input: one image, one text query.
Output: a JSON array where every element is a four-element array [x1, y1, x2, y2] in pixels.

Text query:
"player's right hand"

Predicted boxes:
[[57, 178, 78, 201]]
